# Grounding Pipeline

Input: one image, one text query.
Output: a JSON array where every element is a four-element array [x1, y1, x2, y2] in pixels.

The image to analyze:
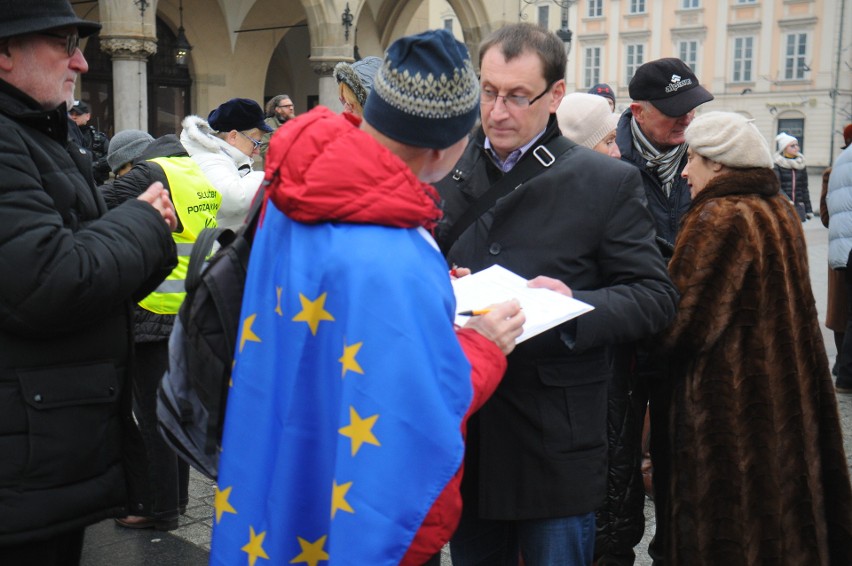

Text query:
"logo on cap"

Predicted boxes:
[[665, 74, 693, 93]]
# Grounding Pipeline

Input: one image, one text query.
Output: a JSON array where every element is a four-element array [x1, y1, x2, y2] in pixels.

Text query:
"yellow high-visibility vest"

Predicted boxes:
[[138, 156, 221, 315]]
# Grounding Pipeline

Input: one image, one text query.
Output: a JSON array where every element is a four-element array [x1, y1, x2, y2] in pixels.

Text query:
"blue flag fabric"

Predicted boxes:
[[210, 202, 472, 566]]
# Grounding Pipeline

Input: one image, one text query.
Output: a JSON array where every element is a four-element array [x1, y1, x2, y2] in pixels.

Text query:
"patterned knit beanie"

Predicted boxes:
[[685, 111, 773, 169], [363, 29, 479, 149]]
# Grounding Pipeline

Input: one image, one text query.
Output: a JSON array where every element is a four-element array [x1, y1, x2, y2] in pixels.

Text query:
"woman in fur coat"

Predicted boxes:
[[660, 111, 852, 565]]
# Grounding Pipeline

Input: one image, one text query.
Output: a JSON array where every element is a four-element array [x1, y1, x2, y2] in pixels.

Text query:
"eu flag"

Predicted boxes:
[[210, 200, 472, 565]]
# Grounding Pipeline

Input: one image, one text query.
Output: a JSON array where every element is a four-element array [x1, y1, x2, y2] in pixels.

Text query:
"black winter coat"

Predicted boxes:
[[0, 79, 176, 545], [774, 161, 812, 215], [435, 118, 677, 520], [616, 109, 692, 252]]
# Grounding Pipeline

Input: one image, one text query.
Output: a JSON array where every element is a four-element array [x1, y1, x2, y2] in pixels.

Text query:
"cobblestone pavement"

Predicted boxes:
[[81, 206, 852, 565]]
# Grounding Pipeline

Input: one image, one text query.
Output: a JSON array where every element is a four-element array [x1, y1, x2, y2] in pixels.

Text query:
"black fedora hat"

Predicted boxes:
[[0, 0, 101, 41]]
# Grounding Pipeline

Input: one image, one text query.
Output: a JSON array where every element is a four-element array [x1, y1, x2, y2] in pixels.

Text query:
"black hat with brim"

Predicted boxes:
[[0, 0, 101, 40], [208, 98, 274, 133], [629, 57, 714, 117]]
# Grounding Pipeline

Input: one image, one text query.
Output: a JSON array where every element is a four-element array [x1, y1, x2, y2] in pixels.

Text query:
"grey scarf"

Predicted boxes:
[[631, 117, 688, 196]]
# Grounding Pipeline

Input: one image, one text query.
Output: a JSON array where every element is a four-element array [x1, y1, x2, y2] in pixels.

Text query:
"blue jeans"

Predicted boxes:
[[450, 510, 596, 566]]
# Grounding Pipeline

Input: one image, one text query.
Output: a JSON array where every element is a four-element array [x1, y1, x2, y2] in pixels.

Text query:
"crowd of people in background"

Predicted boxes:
[[1, 2, 851, 565]]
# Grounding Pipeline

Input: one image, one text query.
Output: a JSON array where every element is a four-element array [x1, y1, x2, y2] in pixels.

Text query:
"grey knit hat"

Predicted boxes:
[[107, 129, 154, 173], [363, 29, 479, 149], [334, 56, 383, 107]]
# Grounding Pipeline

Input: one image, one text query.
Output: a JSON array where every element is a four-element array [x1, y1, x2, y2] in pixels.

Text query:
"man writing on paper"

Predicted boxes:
[[435, 23, 678, 565]]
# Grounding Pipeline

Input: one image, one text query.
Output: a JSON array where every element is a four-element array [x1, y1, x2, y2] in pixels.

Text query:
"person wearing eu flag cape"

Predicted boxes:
[[210, 30, 526, 566]]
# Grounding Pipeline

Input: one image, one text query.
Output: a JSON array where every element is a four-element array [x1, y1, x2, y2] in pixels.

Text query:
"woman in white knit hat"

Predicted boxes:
[[559, 92, 641, 565], [657, 111, 852, 565], [773, 131, 812, 221], [556, 92, 620, 158]]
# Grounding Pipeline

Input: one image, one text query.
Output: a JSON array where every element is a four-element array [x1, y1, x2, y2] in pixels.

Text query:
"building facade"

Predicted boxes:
[[73, 0, 849, 168]]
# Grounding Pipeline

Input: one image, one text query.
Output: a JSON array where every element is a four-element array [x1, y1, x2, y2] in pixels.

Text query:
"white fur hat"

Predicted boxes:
[[684, 111, 773, 169], [775, 132, 797, 153], [556, 93, 620, 149]]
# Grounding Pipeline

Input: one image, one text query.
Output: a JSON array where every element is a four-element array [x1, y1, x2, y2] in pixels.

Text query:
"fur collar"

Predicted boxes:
[[691, 167, 780, 208], [179, 114, 253, 170]]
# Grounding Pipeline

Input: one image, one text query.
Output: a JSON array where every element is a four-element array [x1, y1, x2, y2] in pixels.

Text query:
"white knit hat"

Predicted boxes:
[[684, 111, 773, 169], [775, 132, 797, 153], [556, 93, 620, 149]]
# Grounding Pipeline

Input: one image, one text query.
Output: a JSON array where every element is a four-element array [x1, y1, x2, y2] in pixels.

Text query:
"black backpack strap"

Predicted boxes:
[[186, 228, 233, 292], [242, 179, 268, 244], [443, 135, 574, 250], [185, 180, 270, 293]]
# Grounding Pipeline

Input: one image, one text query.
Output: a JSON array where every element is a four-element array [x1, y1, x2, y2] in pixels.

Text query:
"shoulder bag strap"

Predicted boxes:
[[443, 135, 574, 250]]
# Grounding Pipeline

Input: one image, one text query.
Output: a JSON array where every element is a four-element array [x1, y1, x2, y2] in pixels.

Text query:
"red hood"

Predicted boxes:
[[263, 106, 442, 229]]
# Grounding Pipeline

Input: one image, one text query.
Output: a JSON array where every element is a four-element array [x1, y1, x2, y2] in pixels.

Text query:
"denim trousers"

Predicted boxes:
[[450, 509, 596, 566], [132, 340, 189, 519]]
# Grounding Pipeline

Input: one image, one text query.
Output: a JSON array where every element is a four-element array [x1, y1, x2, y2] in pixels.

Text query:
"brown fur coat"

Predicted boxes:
[[661, 168, 852, 565]]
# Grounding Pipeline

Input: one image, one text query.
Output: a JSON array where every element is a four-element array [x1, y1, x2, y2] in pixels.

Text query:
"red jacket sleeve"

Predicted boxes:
[[401, 328, 507, 565]]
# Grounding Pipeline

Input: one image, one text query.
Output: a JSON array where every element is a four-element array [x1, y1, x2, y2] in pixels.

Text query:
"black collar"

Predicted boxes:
[[0, 78, 68, 143]]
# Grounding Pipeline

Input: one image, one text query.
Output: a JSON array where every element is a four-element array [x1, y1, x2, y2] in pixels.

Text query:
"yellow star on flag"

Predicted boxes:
[[338, 341, 364, 378], [241, 526, 270, 566], [338, 406, 380, 456], [214, 485, 237, 523], [292, 292, 335, 336], [290, 535, 329, 566], [239, 313, 262, 352], [331, 480, 354, 519], [275, 286, 284, 316]]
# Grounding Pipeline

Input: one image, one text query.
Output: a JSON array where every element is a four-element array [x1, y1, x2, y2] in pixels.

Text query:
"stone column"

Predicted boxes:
[[310, 59, 344, 110], [100, 37, 157, 132]]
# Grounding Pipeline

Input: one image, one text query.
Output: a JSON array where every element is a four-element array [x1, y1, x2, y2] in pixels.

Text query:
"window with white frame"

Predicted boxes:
[[736, 0, 756, 4], [630, 0, 646, 14], [682, 0, 700, 8], [588, 0, 603, 18], [626, 44, 645, 83], [678, 40, 699, 76], [584, 46, 602, 88], [732, 36, 754, 82], [784, 32, 809, 80]]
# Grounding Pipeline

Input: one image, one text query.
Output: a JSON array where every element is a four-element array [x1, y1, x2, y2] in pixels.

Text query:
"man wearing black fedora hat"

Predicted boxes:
[[0, 1, 179, 563]]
